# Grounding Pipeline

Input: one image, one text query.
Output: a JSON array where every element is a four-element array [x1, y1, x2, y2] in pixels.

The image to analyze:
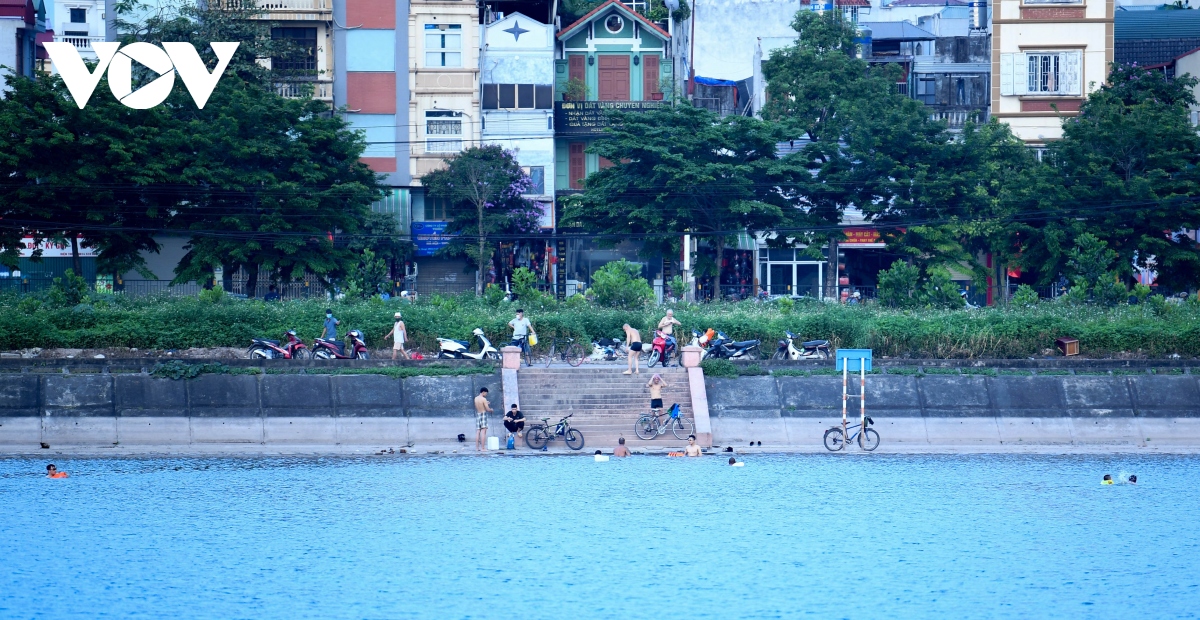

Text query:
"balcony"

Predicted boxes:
[[54, 34, 105, 52], [553, 100, 668, 137], [928, 106, 988, 129], [274, 79, 333, 102], [215, 0, 330, 16]]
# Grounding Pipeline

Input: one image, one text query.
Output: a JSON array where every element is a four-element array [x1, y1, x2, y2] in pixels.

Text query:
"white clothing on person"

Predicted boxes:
[[510, 317, 533, 337], [393, 321, 406, 349]]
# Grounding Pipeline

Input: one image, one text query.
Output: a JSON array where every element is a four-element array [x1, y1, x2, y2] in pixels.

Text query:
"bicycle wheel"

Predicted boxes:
[[564, 428, 585, 451], [634, 414, 658, 440], [523, 343, 533, 367], [545, 344, 556, 368], [670, 416, 695, 440], [525, 425, 548, 449], [858, 428, 880, 451], [823, 427, 845, 452], [564, 342, 585, 367]]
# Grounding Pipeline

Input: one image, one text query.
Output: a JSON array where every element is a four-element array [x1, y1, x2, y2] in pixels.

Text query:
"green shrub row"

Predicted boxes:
[[4, 292, 1200, 359]]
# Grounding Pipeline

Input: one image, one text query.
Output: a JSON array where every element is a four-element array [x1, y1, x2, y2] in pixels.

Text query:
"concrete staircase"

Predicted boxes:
[[515, 366, 694, 451]]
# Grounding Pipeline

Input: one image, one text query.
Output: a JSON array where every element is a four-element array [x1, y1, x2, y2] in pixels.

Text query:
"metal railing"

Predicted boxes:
[[54, 34, 106, 50], [274, 80, 333, 102], [216, 0, 329, 11]]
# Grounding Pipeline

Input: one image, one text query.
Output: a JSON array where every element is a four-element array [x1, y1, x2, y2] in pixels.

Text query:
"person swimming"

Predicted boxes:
[[46, 464, 68, 479], [728, 457, 744, 467], [1128, 474, 1137, 484], [1102, 474, 1114, 485]]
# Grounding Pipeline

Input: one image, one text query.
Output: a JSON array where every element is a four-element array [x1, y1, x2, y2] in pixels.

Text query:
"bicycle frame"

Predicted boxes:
[[647, 407, 680, 436]]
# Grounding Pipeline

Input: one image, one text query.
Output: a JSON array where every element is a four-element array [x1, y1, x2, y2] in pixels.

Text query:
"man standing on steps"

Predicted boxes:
[[646, 374, 668, 418], [474, 388, 493, 452], [623, 323, 642, 375]]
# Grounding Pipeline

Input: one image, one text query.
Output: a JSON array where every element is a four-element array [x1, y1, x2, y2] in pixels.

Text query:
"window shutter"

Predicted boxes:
[[999, 53, 1014, 96], [1060, 51, 1082, 96], [1014, 52, 1030, 96]]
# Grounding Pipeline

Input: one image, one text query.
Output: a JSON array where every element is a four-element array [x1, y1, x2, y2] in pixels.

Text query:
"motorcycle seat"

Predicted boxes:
[[731, 340, 759, 348], [254, 338, 280, 346], [802, 340, 829, 348], [451, 339, 470, 348]]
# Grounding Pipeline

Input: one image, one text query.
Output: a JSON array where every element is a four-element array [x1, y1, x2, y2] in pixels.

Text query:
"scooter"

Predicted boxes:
[[312, 329, 369, 360], [773, 332, 830, 361], [703, 331, 761, 360], [684, 329, 715, 350], [248, 329, 309, 359], [646, 330, 678, 367], [436, 328, 501, 360]]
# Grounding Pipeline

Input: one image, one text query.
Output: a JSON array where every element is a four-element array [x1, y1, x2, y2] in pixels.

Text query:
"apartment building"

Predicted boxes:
[[260, 0, 334, 103], [992, 0, 1113, 144]]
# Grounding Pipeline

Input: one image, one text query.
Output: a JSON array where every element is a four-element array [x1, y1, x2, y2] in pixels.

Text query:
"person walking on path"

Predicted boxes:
[[646, 374, 668, 416], [474, 388, 493, 452], [623, 323, 642, 375], [508, 309, 536, 356], [383, 312, 409, 360], [320, 309, 340, 341], [657, 310, 681, 336]]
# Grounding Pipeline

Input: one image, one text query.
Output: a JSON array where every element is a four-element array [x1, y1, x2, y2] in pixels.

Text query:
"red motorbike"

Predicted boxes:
[[312, 329, 369, 360], [248, 329, 309, 359], [646, 330, 678, 367]]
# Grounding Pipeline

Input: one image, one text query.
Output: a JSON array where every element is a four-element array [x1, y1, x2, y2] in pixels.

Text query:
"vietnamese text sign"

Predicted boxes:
[[412, 221, 453, 256]]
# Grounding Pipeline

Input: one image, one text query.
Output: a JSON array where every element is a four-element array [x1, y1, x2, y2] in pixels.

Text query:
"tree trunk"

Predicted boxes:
[[70, 236, 82, 276], [477, 201, 486, 296], [245, 263, 259, 298], [714, 235, 725, 301]]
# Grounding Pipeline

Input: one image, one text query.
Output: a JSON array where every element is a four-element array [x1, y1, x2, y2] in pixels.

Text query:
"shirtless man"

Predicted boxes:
[[657, 309, 681, 336], [623, 323, 642, 375], [646, 374, 668, 416], [46, 464, 68, 478], [684, 435, 702, 457], [474, 387, 493, 452], [613, 437, 631, 457]]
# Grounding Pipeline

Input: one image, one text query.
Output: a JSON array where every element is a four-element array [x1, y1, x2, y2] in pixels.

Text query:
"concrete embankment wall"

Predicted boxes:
[[707, 374, 1200, 448], [0, 373, 500, 448]]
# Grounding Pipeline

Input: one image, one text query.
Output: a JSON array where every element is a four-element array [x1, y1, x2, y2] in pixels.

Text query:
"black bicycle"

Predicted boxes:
[[525, 414, 585, 451], [546, 337, 585, 368], [513, 335, 533, 367], [823, 417, 880, 452]]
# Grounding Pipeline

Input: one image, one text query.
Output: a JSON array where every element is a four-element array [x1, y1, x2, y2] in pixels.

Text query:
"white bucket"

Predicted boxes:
[[594, 454, 610, 462], [487, 436, 500, 450]]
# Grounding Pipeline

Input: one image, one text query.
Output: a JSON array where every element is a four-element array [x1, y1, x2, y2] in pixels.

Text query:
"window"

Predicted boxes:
[[915, 77, 936, 105], [426, 111, 463, 153], [426, 198, 450, 221], [605, 14, 624, 34], [999, 51, 1081, 96], [271, 28, 318, 76], [482, 84, 554, 110], [523, 166, 545, 195], [569, 143, 586, 190], [424, 24, 462, 68], [70, 8, 86, 23]]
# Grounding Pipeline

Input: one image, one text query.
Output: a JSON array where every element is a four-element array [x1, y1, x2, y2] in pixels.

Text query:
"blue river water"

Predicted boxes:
[[1, 453, 1197, 619]]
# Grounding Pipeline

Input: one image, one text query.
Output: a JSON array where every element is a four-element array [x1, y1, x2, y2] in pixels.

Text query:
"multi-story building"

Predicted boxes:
[[408, 0, 480, 182], [992, 0, 1113, 144], [50, 0, 103, 61], [0, 0, 44, 93], [259, 0, 334, 104]]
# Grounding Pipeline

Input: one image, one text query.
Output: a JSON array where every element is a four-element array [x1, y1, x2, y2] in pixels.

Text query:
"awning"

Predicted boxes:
[[694, 76, 737, 87]]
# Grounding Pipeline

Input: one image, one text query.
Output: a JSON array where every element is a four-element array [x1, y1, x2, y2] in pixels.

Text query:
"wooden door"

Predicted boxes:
[[569, 143, 586, 190], [598, 56, 630, 101], [568, 55, 585, 85], [642, 55, 659, 99]]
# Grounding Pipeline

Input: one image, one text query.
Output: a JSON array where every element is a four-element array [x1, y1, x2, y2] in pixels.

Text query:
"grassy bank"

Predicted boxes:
[[5, 293, 1200, 359]]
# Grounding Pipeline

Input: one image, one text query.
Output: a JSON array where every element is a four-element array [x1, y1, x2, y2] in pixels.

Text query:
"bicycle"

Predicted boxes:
[[525, 413, 586, 451], [823, 417, 880, 451], [634, 403, 694, 441], [545, 337, 585, 368], [512, 335, 533, 367]]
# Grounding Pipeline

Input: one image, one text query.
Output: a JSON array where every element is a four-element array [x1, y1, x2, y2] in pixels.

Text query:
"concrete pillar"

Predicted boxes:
[[502, 346, 522, 370], [681, 345, 702, 368]]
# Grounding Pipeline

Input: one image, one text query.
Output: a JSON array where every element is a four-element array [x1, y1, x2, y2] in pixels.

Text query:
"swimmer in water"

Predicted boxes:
[[613, 437, 631, 458], [1102, 474, 1114, 485], [1128, 474, 1137, 484], [685, 435, 702, 457], [46, 464, 68, 479]]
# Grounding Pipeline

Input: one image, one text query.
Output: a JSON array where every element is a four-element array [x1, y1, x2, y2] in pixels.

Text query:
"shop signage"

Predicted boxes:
[[554, 101, 667, 136], [840, 228, 881, 245], [17, 236, 98, 258], [411, 221, 453, 256]]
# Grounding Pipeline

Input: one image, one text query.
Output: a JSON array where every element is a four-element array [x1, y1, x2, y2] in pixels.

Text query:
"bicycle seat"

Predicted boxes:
[[802, 340, 829, 348]]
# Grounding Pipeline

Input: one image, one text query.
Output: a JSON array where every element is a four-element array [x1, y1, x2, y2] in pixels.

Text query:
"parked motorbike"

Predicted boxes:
[[312, 329, 369, 360], [436, 328, 500, 360], [773, 332, 830, 361], [684, 328, 716, 350], [248, 329, 309, 360], [703, 331, 761, 360], [646, 330, 678, 367]]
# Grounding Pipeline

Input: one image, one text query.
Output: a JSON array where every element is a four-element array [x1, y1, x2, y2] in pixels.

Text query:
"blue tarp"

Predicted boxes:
[[694, 76, 737, 87]]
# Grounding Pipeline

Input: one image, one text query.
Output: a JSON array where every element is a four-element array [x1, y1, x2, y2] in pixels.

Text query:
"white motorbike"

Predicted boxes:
[[773, 331, 831, 361], [437, 328, 500, 360]]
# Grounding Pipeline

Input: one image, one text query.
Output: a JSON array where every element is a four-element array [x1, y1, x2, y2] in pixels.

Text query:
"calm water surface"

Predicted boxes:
[[0, 453, 1196, 619]]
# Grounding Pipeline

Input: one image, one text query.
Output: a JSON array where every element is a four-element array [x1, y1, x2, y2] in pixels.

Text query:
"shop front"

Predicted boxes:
[[757, 248, 827, 299]]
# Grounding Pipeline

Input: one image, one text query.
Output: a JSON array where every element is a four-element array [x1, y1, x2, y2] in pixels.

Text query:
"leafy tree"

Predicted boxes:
[[876, 260, 920, 309], [586, 260, 654, 309], [343, 248, 389, 299], [421, 145, 541, 295], [1044, 64, 1200, 289], [565, 104, 794, 286], [1064, 233, 1127, 306]]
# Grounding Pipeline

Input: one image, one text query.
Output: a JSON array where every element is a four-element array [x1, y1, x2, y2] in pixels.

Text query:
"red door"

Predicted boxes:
[[598, 56, 630, 101], [568, 55, 585, 86], [569, 143, 586, 190]]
